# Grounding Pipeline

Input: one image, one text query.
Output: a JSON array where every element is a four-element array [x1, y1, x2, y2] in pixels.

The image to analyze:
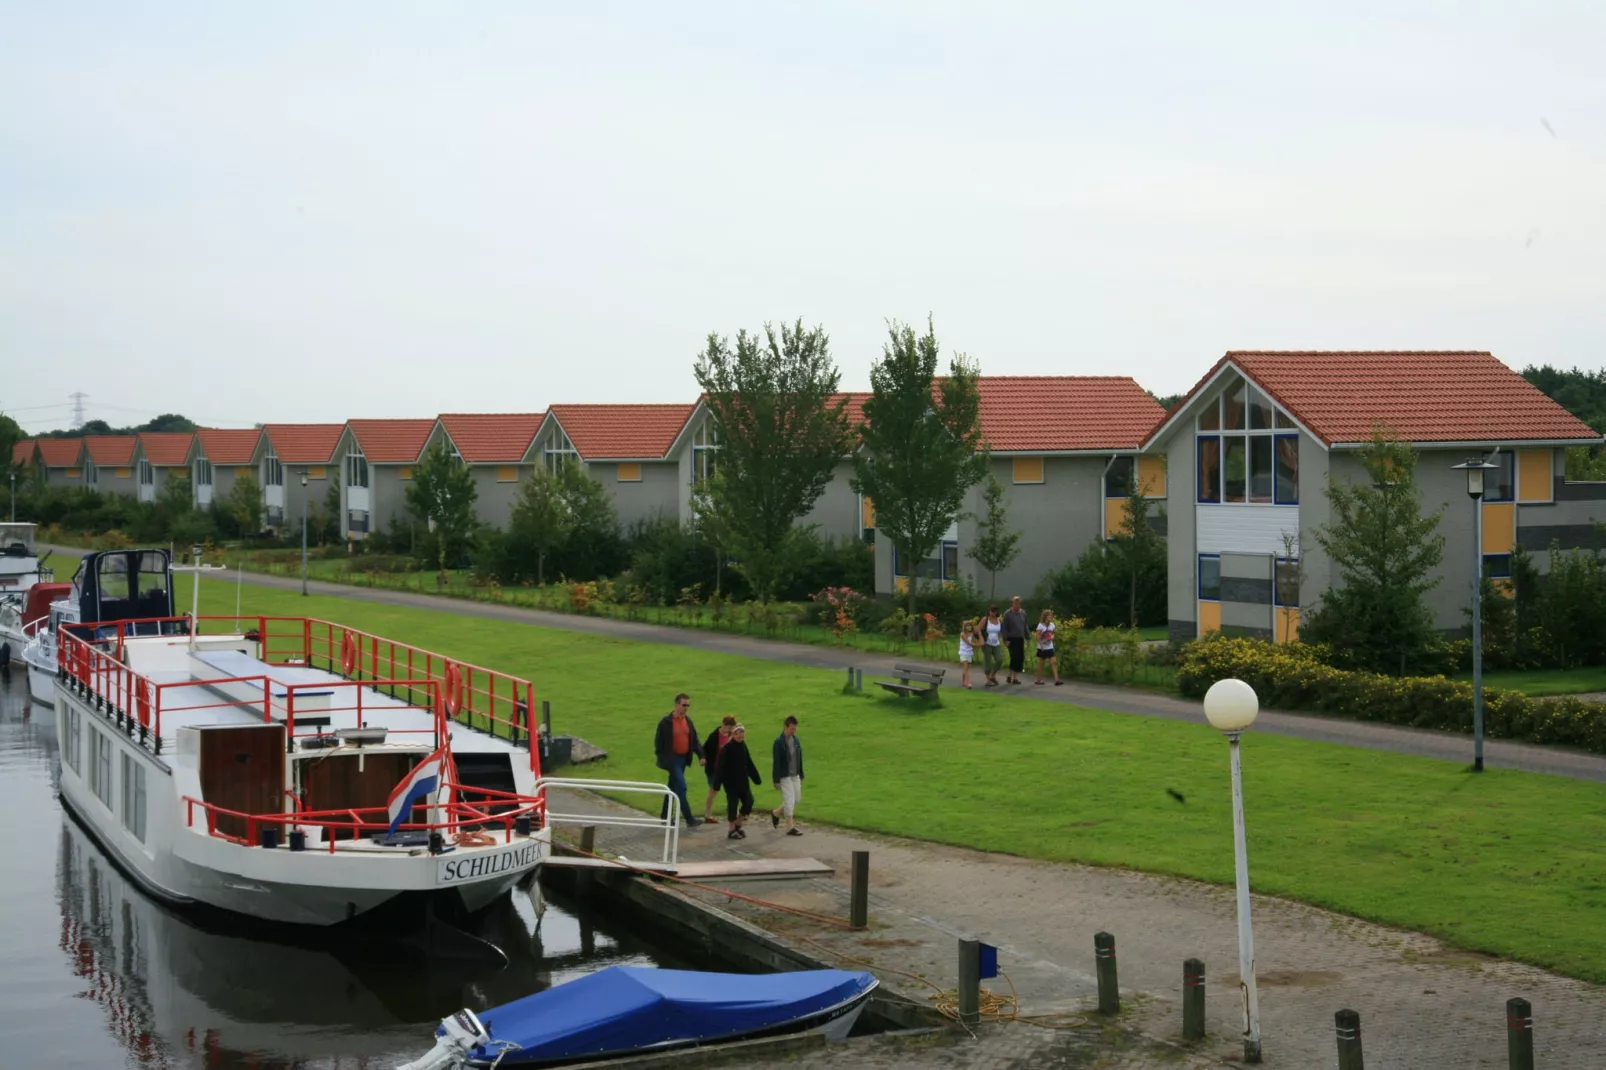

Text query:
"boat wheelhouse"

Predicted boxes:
[[50, 548, 575, 930], [0, 522, 54, 650]]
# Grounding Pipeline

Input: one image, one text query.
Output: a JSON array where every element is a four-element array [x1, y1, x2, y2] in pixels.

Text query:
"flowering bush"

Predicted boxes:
[[809, 586, 866, 643], [1177, 634, 1606, 755]]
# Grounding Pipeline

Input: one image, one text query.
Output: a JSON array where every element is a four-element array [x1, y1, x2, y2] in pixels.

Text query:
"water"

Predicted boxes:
[[0, 672, 692, 1070]]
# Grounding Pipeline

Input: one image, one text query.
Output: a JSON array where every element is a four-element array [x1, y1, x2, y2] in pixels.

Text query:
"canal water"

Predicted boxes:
[[0, 672, 694, 1070]]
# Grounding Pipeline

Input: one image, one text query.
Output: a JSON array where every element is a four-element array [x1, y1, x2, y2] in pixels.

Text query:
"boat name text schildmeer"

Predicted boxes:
[[439, 844, 541, 885]]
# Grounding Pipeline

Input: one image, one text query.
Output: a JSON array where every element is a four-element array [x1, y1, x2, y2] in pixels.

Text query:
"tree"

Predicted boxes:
[[693, 320, 853, 602], [509, 464, 574, 584], [546, 460, 623, 580], [223, 471, 263, 536], [967, 476, 1021, 601], [1109, 476, 1166, 629], [0, 413, 22, 502], [406, 441, 478, 571], [852, 317, 988, 613], [321, 471, 342, 544], [1300, 431, 1445, 674], [139, 413, 199, 433]]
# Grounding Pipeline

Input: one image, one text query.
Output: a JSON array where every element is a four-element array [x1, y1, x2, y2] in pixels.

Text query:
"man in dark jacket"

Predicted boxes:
[[653, 692, 704, 827], [769, 715, 805, 836], [1001, 596, 1028, 685]]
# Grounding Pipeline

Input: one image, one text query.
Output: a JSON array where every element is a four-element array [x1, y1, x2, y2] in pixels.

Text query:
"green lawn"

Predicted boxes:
[[161, 569, 1606, 985], [1466, 667, 1606, 697]]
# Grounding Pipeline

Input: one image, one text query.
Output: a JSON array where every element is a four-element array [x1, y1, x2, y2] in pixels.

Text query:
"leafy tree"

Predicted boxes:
[[406, 441, 479, 571], [0, 414, 22, 511], [1522, 365, 1606, 479], [156, 469, 193, 519], [320, 471, 342, 544], [1300, 432, 1445, 674], [692, 320, 853, 602], [139, 413, 199, 433], [1109, 477, 1166, 629], [223, 471, 264, 536], [851, 317, 988, 613], [509, 464, 574, 584], [966, 476, 1021, 601], [546, 461, 623, 580]]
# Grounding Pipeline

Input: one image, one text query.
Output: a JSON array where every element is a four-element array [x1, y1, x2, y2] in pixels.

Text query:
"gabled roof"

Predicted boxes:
[[972, 377, 1165, 452], [438, 413, 545, 463], [261, 424, 344, 464], [84, 435, 137, 466], [544, 404, 697, 460], [345, 419, 436, 463], [194, 428, 263, 465], [35, 438, 84, 467], [12, 440, 35, 465], [136, 431, 195, 466], [1149, 351, 1602, 448]]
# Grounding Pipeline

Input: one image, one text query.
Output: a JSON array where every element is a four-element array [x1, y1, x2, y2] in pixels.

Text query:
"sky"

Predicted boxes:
[[3, 2, 1604, 433]]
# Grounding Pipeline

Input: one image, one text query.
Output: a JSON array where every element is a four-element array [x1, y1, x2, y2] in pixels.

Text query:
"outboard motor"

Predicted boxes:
[[394, 1009, 494, 1070]]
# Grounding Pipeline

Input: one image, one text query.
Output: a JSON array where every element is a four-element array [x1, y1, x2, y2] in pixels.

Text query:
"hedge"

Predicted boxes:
[[1177, 635, 1606, 756]]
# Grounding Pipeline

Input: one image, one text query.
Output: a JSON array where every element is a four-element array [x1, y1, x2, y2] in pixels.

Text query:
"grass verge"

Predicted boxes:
[[1467, 667, 1606, 697], [161, 568, 1606, 985]]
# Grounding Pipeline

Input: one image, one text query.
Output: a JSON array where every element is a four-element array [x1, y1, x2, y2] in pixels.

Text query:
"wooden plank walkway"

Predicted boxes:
[[544, 856, 833, 881]]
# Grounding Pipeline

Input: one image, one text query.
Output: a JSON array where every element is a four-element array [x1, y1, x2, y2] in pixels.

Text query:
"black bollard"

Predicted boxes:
[[849, 851, 869, 929], [1094, 932, 1119, 1015], [1335, 1009, 1364, 1070], [957, 938, 981, 1029], [1506, 998, 1534, 1070], [1182, 958, 1205, 1040]]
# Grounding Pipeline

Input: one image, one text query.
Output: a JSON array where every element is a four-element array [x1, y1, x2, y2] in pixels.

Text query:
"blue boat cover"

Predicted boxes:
[[469, 966, 874, 1064]]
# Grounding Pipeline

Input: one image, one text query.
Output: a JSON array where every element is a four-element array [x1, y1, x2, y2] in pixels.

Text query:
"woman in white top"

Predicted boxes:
[[957, 618, 979, 689], [1035, 609, 1062, 686], [982, 606, 1004, 687]]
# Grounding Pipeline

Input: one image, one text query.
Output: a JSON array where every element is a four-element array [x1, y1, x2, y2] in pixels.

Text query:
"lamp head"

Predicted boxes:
[[1452, 457, 1499, 501], [300, 469, 308, 487], [1203, 677, 1259, 733]]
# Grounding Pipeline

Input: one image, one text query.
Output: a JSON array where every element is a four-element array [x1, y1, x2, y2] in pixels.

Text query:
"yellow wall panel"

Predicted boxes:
[[861, 497, 875, 529], [115, 467, 130, 478], [1104, 498, 1128, 539], [398, 466, 413, 480], [1275, 607, 1301, 644], [307, 466, 326, 480], [1517, 449, 1553, 503], [1482, 501, 1516, 555], [1198, 600, 1221, 636], [235, 467, 252, 477], [1012, 456, 1044, 484], [1137, 455, 1166, 497], [615, 463, 641, 482]]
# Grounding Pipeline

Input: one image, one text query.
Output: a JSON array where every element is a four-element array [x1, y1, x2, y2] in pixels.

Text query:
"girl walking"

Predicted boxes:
[[717, 724, 762, 839], [982, 605, 1004, 687], [1035, 609, 1062, 686], [958, 618, 980, 688], [701, 715, 736, 823]]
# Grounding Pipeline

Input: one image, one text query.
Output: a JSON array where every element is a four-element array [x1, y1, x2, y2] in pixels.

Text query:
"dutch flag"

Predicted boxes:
[[386, 745, 449, 837]]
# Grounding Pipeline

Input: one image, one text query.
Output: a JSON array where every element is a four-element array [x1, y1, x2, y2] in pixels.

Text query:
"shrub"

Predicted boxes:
[[1176, 634, 1606, 755], [1036, 539, 1166, 629]]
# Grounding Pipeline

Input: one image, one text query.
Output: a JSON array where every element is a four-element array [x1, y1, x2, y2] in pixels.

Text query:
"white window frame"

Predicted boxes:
[[194, 458, 213, 487], [63, 707, 80, 772], [692, 421, 720, 484], [137, 459, 155, 487], [262, 447, 284, 488], [89, 729, 114, 810], [121, 752, 147, 842], [545, 427, 578, 474], [1195, 380, 1299, 506], [346, 449, 369, 489], [85, 463, 98, 487]]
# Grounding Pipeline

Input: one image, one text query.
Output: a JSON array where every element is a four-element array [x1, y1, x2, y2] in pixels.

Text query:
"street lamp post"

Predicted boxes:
[[300, 469, 309, 597], [1203, 677, 1262, 1064], [1452, 457, 1500, 773], [8, 469, 14, 522]]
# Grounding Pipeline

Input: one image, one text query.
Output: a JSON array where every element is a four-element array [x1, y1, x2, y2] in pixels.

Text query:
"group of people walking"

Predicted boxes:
[[957, 596, 1062, 689], [654, 693, 805, 839]]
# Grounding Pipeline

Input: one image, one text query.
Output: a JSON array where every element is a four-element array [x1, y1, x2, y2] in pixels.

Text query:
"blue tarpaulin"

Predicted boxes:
[[468, 967, 875, 1066]]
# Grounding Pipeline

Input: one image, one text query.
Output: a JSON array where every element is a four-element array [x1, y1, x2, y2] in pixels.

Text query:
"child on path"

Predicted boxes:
[[982, 606, 1004, 687], [770, 716, 805, 836], [1035, 609, 1062, 686], [717, 724, 762, 839], [701, 715, 737, 823], [958, 618, 979, 688]]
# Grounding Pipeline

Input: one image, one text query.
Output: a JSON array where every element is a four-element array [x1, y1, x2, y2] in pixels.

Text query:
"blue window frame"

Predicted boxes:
[[1274, 434, 1299, 504], [1198, 554, 1221, 601]]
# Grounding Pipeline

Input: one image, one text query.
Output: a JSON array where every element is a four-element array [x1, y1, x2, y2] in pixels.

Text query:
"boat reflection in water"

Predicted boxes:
[[55, 814, 686, 1069]]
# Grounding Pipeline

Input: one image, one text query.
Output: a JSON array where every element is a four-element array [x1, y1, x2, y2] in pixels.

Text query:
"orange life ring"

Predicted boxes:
[[443, 661, 463, 718], [341, 630, 356, 675]]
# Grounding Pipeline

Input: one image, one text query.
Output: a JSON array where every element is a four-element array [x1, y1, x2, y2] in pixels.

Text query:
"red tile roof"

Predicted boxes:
[[547, 404, 697, 460], [195, 428, 263, 465], [346, 419, 436, 464], [970, 377, 1166, 451], [438, 413, 545, 463], [12, 440, 34, 465], [35, 438, 84, 467], [136, 431, 195, 466], [1170, 352, 1600, 447], [262, 424, 343, 464], [84, 435, 137, 466]]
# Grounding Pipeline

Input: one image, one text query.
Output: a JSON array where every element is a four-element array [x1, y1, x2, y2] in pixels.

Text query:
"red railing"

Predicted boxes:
[[181, 781, 546, 852]]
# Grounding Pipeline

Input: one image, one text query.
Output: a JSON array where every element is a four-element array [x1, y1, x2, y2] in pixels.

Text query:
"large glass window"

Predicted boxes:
[[1248, 387, 1273, 431], [1224, 384, 1246, 430], [894, 541, 961, 582], [1197, 383, 1298, 507], [263, 450, 284, 488], [1275, 435, 1299, 504], [63, 708, 80, 772], [1105, 457, 1135, 498], [90, 730, 114, 810], [546, 428, 578, 475], [1224, 437, 1247, 503], [1275, 558, 1300, 607], [1249, 437, 1273, 503], [193, 458, 212, 486], [1198, 555, 1221, 600], [121, 753, 147, 842], [85, 464, 98, 486], [137, 459, 154, 487], [1197, 437, 1221, 503], [346, 451, 369, 489], [692, 422, 719, 484], [1485, 453, 1515, 502]]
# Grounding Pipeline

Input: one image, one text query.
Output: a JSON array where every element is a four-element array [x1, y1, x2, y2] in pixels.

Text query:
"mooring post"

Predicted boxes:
[[844, 666, 855, 693], [957, 937, 981, 1029], [1335, 1009, 1364, 1070], [1095, 932, 1119, 1015], [541, 699, 552, 736], [849, 850, 869, 929], [1183, 958, 1206, 1040], [576, 825, 597, 892], [1506, 998, 1534, 1070]]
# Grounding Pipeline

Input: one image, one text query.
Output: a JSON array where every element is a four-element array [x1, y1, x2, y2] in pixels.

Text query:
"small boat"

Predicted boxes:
[[19, 579, 74, 703], [0, 522, 53, 653], [397, 966, 879, 1069]]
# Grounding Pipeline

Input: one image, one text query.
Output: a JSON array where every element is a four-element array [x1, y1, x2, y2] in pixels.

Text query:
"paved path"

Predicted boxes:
[[550, 787, 1606, 1069], [162, 554, 1606, 783]]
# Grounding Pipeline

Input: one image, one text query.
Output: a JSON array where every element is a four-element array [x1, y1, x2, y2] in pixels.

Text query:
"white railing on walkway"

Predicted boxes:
[[534, 777, 681, 866]]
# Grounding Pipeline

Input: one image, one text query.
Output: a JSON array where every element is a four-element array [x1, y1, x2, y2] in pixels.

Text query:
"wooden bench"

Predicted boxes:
[[873, 663, 945, 701]]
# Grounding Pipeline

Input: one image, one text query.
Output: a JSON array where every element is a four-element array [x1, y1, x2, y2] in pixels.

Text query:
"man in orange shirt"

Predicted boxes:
[[653, 692, 705, 827]]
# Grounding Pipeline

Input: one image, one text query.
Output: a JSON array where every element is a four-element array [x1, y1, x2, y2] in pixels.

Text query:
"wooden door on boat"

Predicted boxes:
[[300, 752, 417, 841], [198, 724, 286, 842]]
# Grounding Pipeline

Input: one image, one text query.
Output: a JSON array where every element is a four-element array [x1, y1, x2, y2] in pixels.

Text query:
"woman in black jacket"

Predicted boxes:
[[701, 715, 736, 823], [717, 724, 762, 840]]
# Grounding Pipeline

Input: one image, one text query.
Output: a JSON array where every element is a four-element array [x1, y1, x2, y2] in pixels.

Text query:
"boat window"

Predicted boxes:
[[62, 708, 80, 773], [121, 753, 147, 842], [98, 555, 131, 600]]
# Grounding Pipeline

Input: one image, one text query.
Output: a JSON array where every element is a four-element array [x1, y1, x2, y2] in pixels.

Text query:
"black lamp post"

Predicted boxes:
[[300, 469, 309, 597], [1452, 456, 1501, 772]]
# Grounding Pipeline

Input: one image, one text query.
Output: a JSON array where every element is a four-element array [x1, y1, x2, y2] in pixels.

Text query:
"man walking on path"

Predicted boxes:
[[1001, 596, 1028, 685], [654, 692, 704, 827], [770, 715, 805, 836]]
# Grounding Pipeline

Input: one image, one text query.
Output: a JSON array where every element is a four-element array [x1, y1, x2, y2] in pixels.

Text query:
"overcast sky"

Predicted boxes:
[[3, 3, 1603, 433]]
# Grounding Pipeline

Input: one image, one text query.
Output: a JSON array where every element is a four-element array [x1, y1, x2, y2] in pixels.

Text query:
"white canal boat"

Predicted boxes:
[[47, 547, 635, 932], [0, 522, 54, 653]]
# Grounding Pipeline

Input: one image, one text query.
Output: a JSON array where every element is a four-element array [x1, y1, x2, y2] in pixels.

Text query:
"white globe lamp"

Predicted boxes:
[[1203, 678, 1259, 734]]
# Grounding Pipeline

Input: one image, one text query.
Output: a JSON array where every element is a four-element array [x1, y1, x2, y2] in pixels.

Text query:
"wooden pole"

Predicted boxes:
[[1506, 998, 1534, 1070], [849, 850, 869, 930], [957, 938, 981, 1029], [1095, 932, 1119, 1015], [1182, 958, 1205, 1040], [1335, 1009, 1364, 1070]]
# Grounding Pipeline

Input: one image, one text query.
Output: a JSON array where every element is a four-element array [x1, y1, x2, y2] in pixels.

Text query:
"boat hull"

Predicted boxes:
[[24, 652, 54, 704]]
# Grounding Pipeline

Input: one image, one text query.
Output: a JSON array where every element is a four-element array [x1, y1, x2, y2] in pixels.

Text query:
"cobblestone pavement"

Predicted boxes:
[[550, 789, 1606, 1069], [167, 556, 1606, 782], [722, 1024, 1216, 1069]]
